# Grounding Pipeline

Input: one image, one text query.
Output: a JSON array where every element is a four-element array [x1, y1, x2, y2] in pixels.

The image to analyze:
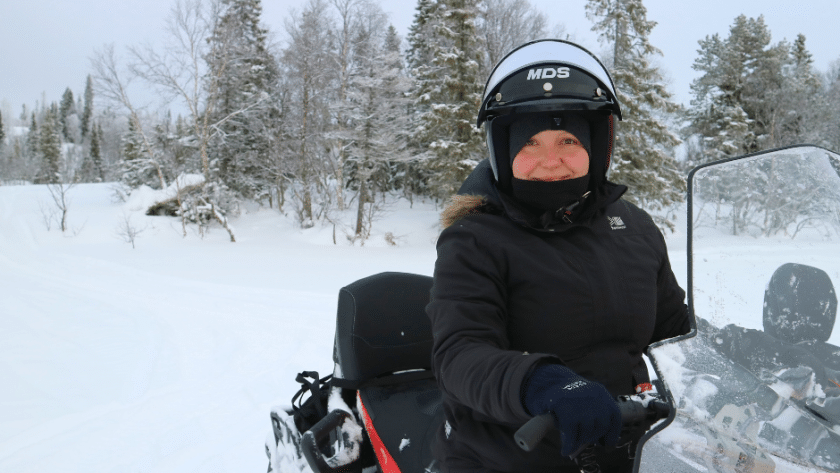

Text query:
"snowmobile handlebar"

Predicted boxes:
[[514, 395, 672, 453]]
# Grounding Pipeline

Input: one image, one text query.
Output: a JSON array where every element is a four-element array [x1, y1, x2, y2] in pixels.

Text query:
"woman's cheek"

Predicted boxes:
[[513, 156, 534, 177]]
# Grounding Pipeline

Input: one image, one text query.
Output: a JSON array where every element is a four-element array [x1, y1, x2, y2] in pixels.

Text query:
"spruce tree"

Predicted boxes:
[[791, 34, 820, 90], [172, 115, 192, 170], [59, 88, 76, 143], [412, 0, 485, 199], [80, 123, 105, 182], [37, 104, 62, 184], [205, 0, 280, 198], [120, 118, 158, 188], [735, 16, 789, 149], [81, 75, 94, 139], [684, 16, 812, 235], [406, 0, 438, 73], [404, 0, 440, 196], [684, 33, 754, 165], [27, 113, 39, 161], [0, 110, 5, 147], [687, 15, 789, 159], [586, 0, 684, 225], [776, 34, 822, 145]]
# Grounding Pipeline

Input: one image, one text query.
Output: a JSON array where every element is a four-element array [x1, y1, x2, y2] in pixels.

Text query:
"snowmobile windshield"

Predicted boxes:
[[641, 145, 840, 472]]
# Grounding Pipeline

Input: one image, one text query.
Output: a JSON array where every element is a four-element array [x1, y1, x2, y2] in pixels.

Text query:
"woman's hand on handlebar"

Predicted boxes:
[[521, 364, 622, 456]]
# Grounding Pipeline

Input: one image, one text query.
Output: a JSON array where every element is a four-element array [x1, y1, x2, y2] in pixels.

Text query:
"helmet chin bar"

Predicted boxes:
[[485, 123, 500, 182]]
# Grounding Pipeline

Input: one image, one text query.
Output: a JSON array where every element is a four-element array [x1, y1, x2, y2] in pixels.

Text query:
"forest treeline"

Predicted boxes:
[[1, 0, 838, 239]]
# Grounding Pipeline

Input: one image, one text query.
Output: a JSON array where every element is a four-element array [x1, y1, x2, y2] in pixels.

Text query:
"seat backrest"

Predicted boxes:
[[333, 272, 434, 387], [764, 263, 837, 344]]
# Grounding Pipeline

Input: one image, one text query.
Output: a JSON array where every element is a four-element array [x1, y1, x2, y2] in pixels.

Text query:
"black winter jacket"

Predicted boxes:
[[426, 161, 690, 472]]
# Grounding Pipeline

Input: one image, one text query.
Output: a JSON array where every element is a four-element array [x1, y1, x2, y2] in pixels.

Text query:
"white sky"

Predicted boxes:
[[1, 0, 838, 122]]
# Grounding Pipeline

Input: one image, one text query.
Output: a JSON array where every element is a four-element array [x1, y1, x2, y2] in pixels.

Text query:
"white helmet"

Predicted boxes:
[[477, 39, 622, 190]]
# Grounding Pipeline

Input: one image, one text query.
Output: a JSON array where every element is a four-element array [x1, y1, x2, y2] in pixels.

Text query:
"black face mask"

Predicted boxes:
[[510, 174, 591, 211]]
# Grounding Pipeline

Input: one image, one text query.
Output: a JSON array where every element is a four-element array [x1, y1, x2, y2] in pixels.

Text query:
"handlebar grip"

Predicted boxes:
[[514, 397, 672, 452], [618, 396, 648, 425], [301, 409, 356, 473], [514, 412, 554, 452]]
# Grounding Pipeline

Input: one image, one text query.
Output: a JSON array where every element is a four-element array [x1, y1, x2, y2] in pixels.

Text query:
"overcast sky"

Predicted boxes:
[[1, 0, 837, 123]]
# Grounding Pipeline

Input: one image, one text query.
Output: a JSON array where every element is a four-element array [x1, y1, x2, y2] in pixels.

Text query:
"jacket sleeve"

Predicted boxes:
[[650, 232, 691, 344], [427, 220, 556, 425]]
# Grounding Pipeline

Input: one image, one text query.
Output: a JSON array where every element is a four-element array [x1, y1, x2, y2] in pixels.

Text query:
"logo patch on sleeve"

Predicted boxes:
[[608, 216, 626, 230]]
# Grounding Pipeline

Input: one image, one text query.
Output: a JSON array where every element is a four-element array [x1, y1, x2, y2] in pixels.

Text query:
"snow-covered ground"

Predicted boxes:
[[0, 181, 837, 472], [0, 183, 440, 473]]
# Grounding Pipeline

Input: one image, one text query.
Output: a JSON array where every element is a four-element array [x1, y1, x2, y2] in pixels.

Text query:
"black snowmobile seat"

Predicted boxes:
[[331, 272, 444, 473], [764, 263, 838, 345], [764, 263, 840, 373], [333, 272, 435, 384], [715, 263, 840, 390]]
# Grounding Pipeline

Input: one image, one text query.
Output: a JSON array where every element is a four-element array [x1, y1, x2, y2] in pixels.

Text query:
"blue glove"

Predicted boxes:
[[522, 363, 622, 456]]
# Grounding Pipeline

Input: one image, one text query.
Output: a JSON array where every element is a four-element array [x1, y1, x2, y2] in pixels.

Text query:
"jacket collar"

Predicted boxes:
[[457, 159, 627, 232]]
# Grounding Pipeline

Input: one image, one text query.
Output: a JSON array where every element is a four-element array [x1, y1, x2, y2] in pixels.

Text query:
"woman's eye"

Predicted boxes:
[[526, 139, 538, 146], [562, 138, 578, 145]]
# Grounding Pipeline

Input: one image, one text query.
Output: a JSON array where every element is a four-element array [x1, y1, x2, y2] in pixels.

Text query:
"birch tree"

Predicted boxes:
[[93, 0, 239, 241], [325, 0, 370, 212], [281, 0, 333, 226], [341, 18, 411, 241], [477, 0, 548, 78]]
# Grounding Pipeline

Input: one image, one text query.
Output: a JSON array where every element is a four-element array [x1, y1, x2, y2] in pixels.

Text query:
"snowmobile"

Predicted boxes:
[[265, 145, 840, 473]]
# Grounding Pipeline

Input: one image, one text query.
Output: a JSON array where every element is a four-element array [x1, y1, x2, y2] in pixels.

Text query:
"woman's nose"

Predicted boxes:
[[542, 147, 567, 166]]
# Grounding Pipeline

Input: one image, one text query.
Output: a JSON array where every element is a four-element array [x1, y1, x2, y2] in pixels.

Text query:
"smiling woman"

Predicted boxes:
[[512, 130, 590, 181], [428, 39, 691, 473], [504, 111, 594, 211]]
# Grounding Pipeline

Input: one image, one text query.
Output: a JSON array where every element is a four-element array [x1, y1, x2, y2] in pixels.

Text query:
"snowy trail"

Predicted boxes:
[[0, 243, 334, 472], [0, 183, 436, 472]]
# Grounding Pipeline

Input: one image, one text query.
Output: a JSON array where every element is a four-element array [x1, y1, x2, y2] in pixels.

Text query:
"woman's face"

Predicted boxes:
[[511, 130, 590, 182]]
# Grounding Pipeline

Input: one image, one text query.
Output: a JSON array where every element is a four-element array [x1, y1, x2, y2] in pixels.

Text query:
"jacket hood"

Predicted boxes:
[[457, 159, 504, 204]]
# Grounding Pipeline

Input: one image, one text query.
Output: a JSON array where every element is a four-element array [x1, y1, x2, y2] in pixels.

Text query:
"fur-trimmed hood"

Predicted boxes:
[[441, 194, 490, 229], [440, 160, 501, 229]]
